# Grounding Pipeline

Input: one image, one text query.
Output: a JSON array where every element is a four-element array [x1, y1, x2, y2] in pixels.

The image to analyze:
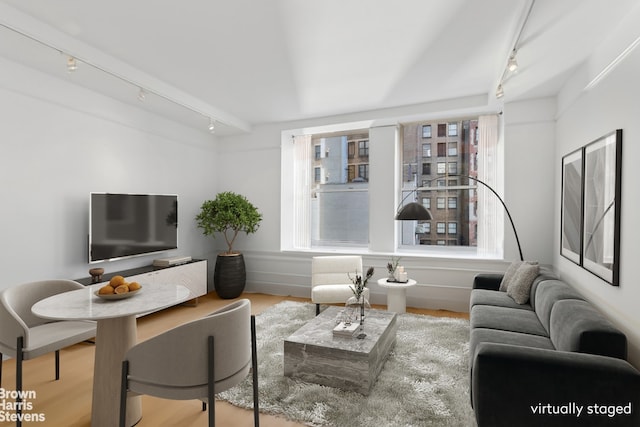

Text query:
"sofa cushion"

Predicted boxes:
[[470, 327, 554, 363], [471, 305, 548, 336], [528, 266, 558, 311], [550, 299, 627, 359], [470, 289, 534, 311], [506, 263, 539, 304], [534, 280, 584, 334]]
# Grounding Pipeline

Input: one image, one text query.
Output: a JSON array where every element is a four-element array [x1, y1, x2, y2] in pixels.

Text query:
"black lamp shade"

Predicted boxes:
[[393, 175, 524, 261], [395, 202, 432, 220]]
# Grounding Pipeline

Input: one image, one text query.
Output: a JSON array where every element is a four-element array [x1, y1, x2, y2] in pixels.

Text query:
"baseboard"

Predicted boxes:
[[245, 279, 470, 313]]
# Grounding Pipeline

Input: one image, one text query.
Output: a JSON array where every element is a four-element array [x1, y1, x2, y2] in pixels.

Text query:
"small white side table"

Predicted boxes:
[[377, 278, 417, 313]]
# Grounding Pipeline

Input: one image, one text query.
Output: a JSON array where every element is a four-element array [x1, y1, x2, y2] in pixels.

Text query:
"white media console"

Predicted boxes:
[[78, 259, 208, 311]]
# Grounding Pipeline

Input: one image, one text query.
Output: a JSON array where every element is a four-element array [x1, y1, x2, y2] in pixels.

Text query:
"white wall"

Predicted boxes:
[[0, 56, 219, 288], [554, 37, 640, 366], [503, 98, 557, 263]]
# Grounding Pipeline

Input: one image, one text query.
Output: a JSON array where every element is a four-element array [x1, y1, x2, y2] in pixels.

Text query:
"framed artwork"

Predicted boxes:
[[560, 148, 583, 265], [581, 129, 622, 286]]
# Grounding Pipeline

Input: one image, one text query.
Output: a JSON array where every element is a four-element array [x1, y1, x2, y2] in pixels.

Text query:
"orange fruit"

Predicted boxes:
[[98, 285, 114, 295], [109, 275, 126, 288], [114, 284, 129, 294]]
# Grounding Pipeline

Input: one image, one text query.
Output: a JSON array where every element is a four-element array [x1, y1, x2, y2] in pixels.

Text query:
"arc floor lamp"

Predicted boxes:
[[395, 174, 524, 261]]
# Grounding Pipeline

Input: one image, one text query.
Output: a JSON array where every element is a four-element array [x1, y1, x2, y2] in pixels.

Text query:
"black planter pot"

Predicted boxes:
[[213, 253, 246, 299]]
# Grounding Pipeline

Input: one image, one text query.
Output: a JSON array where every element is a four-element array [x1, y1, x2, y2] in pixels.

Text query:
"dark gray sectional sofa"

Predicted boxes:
[[470, 266, 640, 426]]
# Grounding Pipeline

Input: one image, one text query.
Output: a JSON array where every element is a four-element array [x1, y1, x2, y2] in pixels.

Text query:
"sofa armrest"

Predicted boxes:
[[472, 342, 640, 427], [473, 273, 503, 290]]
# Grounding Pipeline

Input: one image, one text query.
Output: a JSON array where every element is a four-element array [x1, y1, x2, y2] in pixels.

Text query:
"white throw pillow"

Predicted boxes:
[[506, 263, 540, 304], [499, 261, 523, 291]]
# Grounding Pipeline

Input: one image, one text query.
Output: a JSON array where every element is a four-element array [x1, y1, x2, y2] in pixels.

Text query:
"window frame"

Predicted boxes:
[[448, 142, 458, 156], [358, 140, 369, 157], [448, 222, 458, 235], [448, 196, 457, 209], [357, 163, 369, 181], [422, 143, 431, 158]]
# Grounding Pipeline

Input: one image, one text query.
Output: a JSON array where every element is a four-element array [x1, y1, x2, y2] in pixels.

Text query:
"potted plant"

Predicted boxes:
[[387, 256, 401, 281], [195, 191, 262, 298]]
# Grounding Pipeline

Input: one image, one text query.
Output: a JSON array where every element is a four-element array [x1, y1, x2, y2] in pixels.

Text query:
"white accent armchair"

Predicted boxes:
[[119, 298, 259, 427], [311, 255, 369, 315], [0, 280, 96, 406]]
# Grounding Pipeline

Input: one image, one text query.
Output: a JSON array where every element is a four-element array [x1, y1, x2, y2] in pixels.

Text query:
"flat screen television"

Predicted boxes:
[[89, 193, 178, 263]]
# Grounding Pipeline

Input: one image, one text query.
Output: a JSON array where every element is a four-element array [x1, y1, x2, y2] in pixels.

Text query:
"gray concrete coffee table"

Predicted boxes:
[[284, 306, 397, 395]]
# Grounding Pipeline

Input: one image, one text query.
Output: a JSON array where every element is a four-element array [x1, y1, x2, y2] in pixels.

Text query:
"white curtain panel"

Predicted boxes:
[[477, 114, 503, 258], [293, 135, 312, 249]]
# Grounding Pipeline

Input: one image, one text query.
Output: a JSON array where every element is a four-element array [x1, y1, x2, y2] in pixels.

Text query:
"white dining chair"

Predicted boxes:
[[0, 279, 97, 423], [119, 298, 259, 427]]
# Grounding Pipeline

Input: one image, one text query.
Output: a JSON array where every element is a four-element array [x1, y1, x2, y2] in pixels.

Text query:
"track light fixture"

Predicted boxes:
[[208, 118, 216, 133], [3, 21, 234, 133], [507, 50, 518, 72], [495, 0, 535, 99], [67, 56, 77, 72]]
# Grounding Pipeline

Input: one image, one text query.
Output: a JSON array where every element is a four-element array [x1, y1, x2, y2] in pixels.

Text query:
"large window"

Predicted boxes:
[[284, 114, 501, 256], [293, 131, 370, 248]]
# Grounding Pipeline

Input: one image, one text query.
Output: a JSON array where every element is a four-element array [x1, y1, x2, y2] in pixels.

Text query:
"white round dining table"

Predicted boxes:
[[32, 282, 191, 427]]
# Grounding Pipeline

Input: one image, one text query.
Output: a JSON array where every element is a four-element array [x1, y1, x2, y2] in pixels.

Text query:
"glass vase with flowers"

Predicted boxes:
[[346, 266, 374, 338]]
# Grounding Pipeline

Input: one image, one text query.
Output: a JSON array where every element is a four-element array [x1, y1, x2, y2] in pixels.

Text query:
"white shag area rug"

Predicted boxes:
[[218, 301, 476, 427]]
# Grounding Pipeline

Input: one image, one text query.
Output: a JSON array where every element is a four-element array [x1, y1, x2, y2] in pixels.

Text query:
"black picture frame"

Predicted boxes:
[[581, 129, 622, 286], [560, 148, 584, 265]]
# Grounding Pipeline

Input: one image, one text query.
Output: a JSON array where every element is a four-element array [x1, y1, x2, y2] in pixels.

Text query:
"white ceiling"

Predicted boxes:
[[0, 0, 638, 135]]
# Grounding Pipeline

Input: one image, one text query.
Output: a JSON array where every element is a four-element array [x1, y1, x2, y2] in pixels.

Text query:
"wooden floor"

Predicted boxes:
[[0, 293, 468, 427]]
